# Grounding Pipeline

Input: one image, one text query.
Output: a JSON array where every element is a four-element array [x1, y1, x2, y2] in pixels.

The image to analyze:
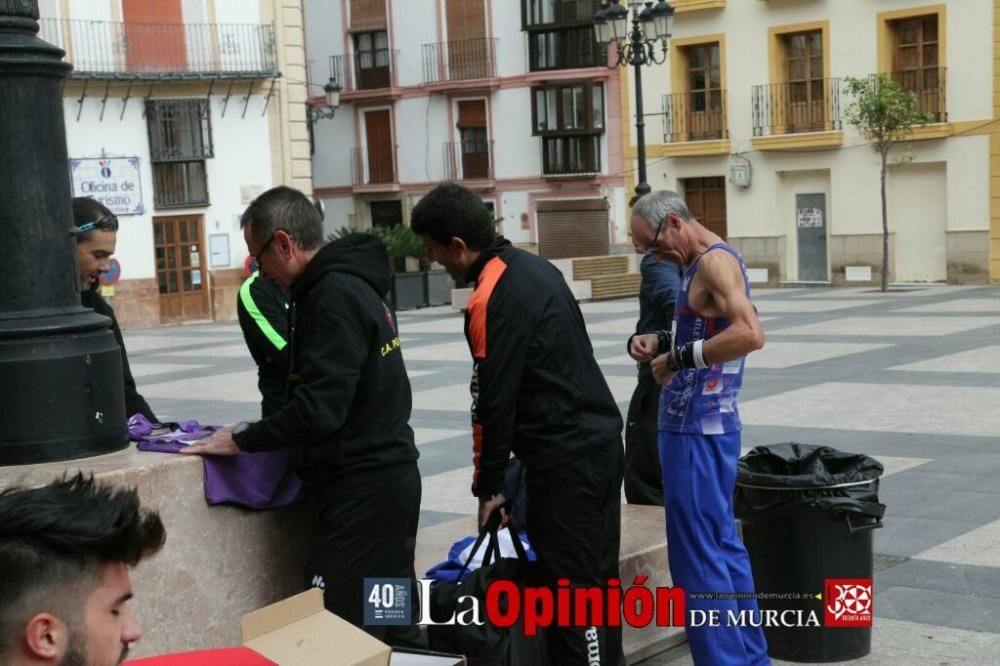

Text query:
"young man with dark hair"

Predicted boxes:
[[72, 197, 158, 423], [183, 186, 422, 647], [0, 474, 165, 666], [411, 182, 626, 665]]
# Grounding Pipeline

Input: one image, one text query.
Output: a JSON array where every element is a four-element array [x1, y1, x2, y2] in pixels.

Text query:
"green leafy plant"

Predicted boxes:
[[843, 73, 934, 291], [326, 224, 428, 271]]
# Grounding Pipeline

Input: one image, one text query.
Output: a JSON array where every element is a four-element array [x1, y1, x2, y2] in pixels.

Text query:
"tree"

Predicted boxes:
[[843, 73, 933, 291]]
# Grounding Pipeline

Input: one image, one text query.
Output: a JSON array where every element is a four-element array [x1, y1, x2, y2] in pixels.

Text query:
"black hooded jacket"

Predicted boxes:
[[234, 234, 418, 485], [81, 287, 158, 423], [464, 237, 623, 499]]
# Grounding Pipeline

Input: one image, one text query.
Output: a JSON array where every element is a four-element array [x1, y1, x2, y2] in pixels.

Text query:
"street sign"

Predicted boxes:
[[99, 258, 121, 286], [69, 156, 145, 216]]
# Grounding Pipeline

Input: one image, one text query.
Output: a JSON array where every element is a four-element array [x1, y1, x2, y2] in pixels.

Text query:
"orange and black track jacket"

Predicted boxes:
[[464, 238, 623, 499]]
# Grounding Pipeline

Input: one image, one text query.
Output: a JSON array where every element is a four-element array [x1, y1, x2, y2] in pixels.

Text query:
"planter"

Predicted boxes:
[[426, 270, 453, 306], [390, 271, 454, 310], [392, 271, 427, 310]]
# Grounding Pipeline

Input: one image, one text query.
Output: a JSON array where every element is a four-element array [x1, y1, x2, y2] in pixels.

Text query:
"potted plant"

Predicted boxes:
[[327, 224, 451, 309]]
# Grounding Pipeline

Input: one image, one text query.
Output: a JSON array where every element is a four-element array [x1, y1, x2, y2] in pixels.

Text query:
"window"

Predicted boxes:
[[684, 42, 723, 139], [532, 81, 604, 175], [890, 15, 943, 121], [353, 30, 391, 89], [146, 99, 212, 208], [784, 30, 824, 132], [523, 0, 604, 71]]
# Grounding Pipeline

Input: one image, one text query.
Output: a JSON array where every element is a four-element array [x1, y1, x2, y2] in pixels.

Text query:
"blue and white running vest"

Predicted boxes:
[[658, 243, 751, 435]]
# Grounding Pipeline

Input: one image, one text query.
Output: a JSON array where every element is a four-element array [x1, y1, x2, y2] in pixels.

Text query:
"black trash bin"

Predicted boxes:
[[735, 443, 885, 663]]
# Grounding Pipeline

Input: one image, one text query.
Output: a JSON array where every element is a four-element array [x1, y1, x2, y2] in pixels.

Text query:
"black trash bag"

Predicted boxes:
[[426, 509, 548, 666], [735, 443, 886, 531]]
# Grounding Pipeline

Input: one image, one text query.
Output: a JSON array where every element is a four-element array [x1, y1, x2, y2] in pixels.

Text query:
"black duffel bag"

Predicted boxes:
[[426, 509, 548, 665]]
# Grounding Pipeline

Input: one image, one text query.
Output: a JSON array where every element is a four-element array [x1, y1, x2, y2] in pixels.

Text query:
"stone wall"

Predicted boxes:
[[727, 236, 784, 287], [105, 278, 160, 328], [947, 230, 990, 284], [829, 233, 896, 287]]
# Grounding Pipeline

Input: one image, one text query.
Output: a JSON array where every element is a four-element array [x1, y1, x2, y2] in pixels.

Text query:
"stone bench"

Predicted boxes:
[[0, 452, 683, 663], [413, 506, 685, 664]]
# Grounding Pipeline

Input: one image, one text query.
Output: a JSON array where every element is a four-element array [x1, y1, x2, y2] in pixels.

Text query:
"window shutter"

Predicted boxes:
[[456, 100, 486, 128], [350, 0, 387, 32]]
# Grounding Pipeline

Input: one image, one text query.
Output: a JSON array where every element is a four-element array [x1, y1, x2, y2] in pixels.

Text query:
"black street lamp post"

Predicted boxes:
[[0, 1, 128, 464], [594, 0, 674, 203]]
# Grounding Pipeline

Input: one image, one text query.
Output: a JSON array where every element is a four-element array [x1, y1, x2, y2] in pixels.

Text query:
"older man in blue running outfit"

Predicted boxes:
[[628, 190, 770, 666]]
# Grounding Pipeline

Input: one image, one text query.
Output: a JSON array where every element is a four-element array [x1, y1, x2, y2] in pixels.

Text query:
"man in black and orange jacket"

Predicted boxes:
[[412, 183, 625, 666]]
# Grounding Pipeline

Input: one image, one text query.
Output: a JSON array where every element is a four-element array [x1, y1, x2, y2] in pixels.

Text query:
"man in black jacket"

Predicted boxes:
[[73, 197, 159, 423], [411, 183, 625, 665], [184, 186, 421, 647], [236, 270, 290, 417]]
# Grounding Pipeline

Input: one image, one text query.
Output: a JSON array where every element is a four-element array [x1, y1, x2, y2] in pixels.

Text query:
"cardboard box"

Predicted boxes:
[[241, 588, 464, 666]]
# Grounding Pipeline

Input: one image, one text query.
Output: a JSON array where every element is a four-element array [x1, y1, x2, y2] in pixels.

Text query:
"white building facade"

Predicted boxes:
[[305, 0, 630, 261], [41, 0, 311, 326], [621, 0, 998, 286]]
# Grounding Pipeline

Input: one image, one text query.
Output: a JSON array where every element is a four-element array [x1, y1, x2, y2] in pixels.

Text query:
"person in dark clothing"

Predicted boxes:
[[411, 183, 625, 666], [72, 197, 159, 423], [236, 270, 290, 417], [624, 254, 683, 505], [183, 186, 421, 648]]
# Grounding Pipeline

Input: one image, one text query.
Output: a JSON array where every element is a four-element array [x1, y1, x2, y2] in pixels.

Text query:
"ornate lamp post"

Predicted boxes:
[[0, 0, 127, 464], [307, 77, 342, 124], [594, 0, 674, 202]]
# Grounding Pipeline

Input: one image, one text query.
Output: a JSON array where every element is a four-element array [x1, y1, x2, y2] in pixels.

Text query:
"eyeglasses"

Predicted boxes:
[[252, 230, 294, 265], [74, 215, 119, 234], [642, 216, 666, 256]]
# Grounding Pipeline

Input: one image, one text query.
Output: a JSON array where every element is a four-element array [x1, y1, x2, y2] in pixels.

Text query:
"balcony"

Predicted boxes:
[[443, 140, 494, 182], [541, 134, 601, 178], [661, 90, 730, 156], [38, 19, 278, 79], [330, 50, 399, 96], [892, 67, 947, 124], [751, 78, 843, 150], [422, 38, 498, 88], [351, 146, 398, 190]]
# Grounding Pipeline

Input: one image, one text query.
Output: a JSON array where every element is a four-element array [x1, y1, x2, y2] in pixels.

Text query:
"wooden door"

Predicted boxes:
[[457, 100, 489, 179], [123, 0, 186, 73], [154, 215, 209, 323], [682, 177, 727, 240], [785, 31, 824, 132], [364, 110, 394, 183], [354, 31, 391, 89]]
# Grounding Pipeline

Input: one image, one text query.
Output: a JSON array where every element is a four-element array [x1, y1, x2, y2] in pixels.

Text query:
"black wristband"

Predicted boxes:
[[677, 342, 697, 369], [666, 350, 681, 371], [626, 333, 636, 355], [655, 330, 673, 355]]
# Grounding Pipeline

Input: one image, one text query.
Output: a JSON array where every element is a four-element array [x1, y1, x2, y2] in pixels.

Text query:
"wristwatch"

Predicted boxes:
[[232, 421, 251, 445], [665, 350, 681, 372]]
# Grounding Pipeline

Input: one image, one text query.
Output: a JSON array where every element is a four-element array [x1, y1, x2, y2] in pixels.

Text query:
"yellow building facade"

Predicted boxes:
[[620, 0, 999, 286]]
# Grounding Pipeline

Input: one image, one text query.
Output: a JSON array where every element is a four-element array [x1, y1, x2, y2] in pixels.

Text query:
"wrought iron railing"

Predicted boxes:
[[540, 134, 601, 177], [752, 78, 842, 137], [329, 49, 399, 91], [37, 19, 278, 77], [891, 67, 947, 123], [443, 140, 494, 181], [351, 146, 398, 186], [662, 90, 728, 142], [422, 38, 497, 83]]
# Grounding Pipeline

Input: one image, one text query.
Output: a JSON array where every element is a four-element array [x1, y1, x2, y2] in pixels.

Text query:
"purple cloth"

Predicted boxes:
[[128, 415, 302, 510]]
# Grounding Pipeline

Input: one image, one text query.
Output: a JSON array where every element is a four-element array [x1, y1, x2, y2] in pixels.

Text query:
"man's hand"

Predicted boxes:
[[629, 333, 659, 363], [650, 353, 679, 386], [180, 426, 240, 456], [478, 493, 508, 530]]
